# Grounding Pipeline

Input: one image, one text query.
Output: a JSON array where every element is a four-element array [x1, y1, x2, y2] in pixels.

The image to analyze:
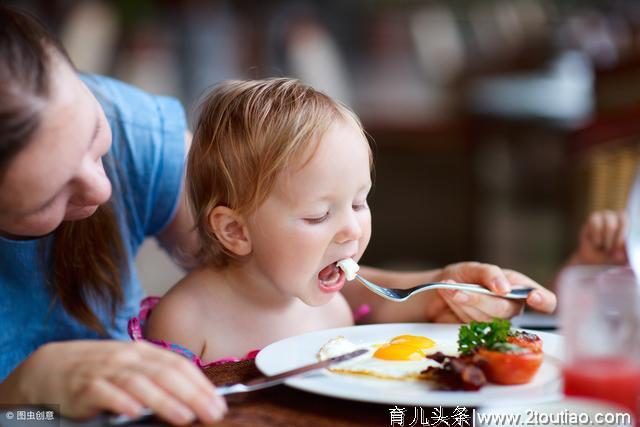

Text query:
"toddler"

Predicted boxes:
[[134, 78, 373, 365]]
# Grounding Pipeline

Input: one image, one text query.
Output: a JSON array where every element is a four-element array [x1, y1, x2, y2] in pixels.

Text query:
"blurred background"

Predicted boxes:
[[8, 0, 640, 296]]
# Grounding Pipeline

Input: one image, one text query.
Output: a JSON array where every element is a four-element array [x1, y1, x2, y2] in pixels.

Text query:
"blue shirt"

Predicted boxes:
[[0, 75, 187, 381]]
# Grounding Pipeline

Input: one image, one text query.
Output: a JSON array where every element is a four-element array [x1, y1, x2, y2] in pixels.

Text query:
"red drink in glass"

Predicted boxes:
[[564, 357, 640, 417], [559, 267, 640, 425]]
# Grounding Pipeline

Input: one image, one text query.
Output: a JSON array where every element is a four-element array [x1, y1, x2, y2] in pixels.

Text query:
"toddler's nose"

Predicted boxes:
[[336, 211, 362, 244]]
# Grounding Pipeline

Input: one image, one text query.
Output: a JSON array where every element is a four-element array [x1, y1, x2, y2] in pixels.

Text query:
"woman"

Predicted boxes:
[[0, 5, 555, 425]]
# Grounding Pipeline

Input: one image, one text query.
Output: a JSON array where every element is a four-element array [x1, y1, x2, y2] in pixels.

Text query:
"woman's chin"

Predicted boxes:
[[65, 205, 99, 221]]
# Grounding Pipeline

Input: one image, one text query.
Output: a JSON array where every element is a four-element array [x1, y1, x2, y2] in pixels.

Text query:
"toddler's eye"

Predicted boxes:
[[304, 212, 329, 224], [353, 201, 368, 211]]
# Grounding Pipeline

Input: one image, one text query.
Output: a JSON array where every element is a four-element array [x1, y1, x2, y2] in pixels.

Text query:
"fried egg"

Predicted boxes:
[[317, 334, 458, 380]]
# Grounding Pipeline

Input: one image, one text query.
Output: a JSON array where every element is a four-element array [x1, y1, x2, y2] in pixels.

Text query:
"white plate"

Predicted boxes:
[[256, 323, 564, 406]]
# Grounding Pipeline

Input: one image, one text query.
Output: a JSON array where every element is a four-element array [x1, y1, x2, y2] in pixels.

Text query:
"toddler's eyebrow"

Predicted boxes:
[[303, 182, 372, 204]]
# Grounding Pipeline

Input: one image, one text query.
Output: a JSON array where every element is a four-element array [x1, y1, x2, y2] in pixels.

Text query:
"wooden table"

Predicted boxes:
[[203, 360, 405, 426]]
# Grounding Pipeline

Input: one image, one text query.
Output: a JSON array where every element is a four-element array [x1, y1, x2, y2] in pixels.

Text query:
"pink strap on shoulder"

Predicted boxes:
[[128, 296, 259, 368]]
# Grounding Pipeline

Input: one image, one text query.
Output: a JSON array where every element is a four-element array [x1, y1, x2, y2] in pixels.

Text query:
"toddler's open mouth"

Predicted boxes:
[[317, 262, 345, 293]]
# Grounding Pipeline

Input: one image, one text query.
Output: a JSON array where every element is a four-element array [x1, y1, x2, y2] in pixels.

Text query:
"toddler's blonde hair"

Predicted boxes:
[[187, 78, 369, 267]]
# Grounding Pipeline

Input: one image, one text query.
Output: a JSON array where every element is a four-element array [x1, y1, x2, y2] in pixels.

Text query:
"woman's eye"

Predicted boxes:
[[304, 212, 329, 224]]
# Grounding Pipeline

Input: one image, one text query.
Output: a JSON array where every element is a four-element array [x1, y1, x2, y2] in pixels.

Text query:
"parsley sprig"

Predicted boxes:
[[458, 319, 511, 355]]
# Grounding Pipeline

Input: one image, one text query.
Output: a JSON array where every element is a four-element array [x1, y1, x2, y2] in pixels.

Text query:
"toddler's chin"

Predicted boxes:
[[300, 291, 336, 307]]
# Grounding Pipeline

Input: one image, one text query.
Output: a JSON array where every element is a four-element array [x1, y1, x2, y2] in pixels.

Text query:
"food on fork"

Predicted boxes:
[[337, 258, 360, 281]]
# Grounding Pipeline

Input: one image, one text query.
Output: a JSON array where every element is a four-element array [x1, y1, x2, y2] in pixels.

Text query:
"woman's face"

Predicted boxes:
[[0, 56, 112, 238]]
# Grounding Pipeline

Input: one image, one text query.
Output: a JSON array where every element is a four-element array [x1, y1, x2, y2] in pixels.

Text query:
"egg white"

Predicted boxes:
[[317, 336, 458, 381]]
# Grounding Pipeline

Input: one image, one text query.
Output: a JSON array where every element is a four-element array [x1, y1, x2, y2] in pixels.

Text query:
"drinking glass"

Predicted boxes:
[[559, 265, 640, 418], [626, 169, 640, 279]]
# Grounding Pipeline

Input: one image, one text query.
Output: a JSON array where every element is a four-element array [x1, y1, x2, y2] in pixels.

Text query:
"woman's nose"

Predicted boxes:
[[335, 211, 362, 244], [70, 157, 112, 206]]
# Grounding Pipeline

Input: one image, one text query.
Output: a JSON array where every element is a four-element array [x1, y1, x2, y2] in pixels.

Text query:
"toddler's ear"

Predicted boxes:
[[208, 206, 252, 256]]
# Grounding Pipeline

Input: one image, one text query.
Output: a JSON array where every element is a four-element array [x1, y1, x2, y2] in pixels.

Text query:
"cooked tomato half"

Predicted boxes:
[[475, 347, 543, 385], [507, 331, 543, 353]]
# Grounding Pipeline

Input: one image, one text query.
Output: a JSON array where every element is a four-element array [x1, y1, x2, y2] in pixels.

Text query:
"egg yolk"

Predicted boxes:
[[371, 335, 437, 361], [373, 343, 425, 361], [390, 335, 436, 352]]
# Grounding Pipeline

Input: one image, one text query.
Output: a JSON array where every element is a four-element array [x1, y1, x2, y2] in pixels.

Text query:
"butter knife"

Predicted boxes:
[[108, 348, 368, 425]]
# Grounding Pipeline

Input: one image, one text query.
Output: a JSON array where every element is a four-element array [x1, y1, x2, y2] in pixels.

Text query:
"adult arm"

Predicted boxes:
[[156, 131, 199, 269], [0, 340, 226, 424]]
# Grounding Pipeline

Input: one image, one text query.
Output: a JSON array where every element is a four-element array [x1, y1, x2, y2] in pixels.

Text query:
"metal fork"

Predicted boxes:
[[354, 274, 533, 302]]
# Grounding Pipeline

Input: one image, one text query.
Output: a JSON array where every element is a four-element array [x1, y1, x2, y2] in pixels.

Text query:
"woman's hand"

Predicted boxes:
[[345, 263, 556, 324], [431, 262, 557, 323], [0, 340, 226, 425]]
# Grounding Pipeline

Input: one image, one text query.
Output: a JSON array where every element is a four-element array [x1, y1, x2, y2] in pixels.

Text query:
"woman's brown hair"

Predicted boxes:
[[0, 5, 125, 335]]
